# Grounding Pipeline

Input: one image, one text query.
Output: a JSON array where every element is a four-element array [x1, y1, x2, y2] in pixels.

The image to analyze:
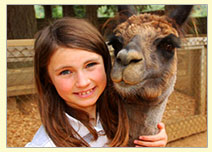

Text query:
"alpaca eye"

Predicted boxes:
[[163, 43, 174, 52], [154, 34, 180, 57], [108, 36, 123, 56], [113, 41, 123, 56], [157, 41, 175, 59]]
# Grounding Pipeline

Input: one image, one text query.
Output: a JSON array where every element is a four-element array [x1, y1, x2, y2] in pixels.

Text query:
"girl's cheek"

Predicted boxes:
[[94, 66, 107, 82], [54, 78, 74, 93], [90, 66, 107, 91]]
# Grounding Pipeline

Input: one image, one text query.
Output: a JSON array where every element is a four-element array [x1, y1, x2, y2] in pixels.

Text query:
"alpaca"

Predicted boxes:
[[108, 5, 193, 146]]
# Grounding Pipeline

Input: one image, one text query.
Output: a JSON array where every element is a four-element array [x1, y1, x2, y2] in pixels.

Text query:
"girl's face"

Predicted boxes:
[[47, 47, 107, 113]]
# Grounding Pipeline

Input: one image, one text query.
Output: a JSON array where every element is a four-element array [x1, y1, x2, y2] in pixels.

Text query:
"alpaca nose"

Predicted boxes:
[[117, 49, 143, 66]]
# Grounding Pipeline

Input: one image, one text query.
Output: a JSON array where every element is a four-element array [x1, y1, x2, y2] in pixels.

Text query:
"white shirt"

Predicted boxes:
[[25, 113, 109, 147]]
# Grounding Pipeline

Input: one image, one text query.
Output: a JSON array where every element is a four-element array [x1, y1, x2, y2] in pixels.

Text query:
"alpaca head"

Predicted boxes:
[[109, 5, 193, 104]]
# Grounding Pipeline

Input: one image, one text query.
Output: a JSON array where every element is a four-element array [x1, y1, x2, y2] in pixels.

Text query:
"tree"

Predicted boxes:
[[7, 5, 37, 39], [63, 5, 75, 17], [41, 5, 54, 30], [44, 5, 52, 19], [85, 5, 99, 28]]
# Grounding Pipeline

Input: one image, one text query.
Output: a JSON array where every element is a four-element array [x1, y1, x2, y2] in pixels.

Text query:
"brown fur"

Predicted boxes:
[[114, 14, 178, 45]]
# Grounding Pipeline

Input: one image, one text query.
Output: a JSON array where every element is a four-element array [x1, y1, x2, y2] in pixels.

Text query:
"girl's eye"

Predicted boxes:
[[60, 70, 72, 75], [86, 62, 97, 68]]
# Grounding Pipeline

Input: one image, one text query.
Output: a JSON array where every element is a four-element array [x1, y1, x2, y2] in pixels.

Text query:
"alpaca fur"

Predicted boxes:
[[109, 5, 193, 146]]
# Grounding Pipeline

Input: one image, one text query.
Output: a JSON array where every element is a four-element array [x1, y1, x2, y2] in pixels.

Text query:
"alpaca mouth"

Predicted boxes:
[[114, 79, 165, 105], [115, 80, 132, 88], [113, 79, 145, 94], [113, 82, 135, 97]]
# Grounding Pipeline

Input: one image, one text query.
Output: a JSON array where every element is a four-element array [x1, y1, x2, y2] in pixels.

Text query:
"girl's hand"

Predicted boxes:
[[134, 122, 168, 147]]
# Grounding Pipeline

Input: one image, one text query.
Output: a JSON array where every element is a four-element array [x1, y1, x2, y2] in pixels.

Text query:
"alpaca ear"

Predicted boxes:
[[117, 5, 137, 23], [168, 5, 193, 26], [117, 5, 137, 17]]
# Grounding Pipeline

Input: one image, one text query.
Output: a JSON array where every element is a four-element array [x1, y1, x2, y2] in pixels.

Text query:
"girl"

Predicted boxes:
[[25, 17, 167, 147]]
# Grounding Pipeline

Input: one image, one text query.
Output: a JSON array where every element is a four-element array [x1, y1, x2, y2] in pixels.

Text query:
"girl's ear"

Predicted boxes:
[[168, 5, 193, 26]]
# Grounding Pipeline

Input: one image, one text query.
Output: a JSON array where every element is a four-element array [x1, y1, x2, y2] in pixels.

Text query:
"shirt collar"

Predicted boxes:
[[65, 113, 104, 138]]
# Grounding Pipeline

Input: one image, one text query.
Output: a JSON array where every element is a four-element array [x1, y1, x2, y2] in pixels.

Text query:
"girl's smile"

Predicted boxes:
[[73, 87, 96, 98]]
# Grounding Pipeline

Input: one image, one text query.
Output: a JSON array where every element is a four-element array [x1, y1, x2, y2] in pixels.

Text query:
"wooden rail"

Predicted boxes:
[[7, 67, 36, 97], [7, 39, 35, 97]]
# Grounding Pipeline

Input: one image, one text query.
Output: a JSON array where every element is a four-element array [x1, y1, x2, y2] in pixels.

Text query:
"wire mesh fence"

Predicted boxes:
[[163, 36, 207, 143], [7, 36, 207, 147]]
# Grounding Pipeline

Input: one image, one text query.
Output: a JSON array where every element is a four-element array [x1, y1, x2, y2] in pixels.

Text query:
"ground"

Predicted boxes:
[[167, 131, 207, 147]]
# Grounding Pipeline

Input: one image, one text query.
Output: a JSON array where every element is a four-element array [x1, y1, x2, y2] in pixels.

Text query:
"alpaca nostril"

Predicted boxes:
[[116, 58, 122, 64], [117, 49, 143, 66], [130, 58, 142, 64], [118, 55, 142, 66]]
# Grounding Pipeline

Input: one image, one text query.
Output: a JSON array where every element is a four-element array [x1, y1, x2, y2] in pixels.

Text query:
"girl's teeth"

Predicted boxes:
[[79, 89, 92, 96]]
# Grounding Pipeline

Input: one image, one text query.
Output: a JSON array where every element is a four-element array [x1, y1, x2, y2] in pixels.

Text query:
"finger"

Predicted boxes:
[[158, 122, 168, 142], [134, 140, 166, 147], [139, 131, 165, 142], [157, 122, 165, 130]]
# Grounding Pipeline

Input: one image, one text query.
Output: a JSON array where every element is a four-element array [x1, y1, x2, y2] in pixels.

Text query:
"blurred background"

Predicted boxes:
[[7, 5, 207, 147]]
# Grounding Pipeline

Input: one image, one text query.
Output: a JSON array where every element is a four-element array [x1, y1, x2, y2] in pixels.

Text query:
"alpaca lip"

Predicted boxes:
[[116, 79, 143, 87], [114, 81, 135, 91], [74, 87, 96, 97], [117, 81, 132, 87], [114, 79, 146, 94]]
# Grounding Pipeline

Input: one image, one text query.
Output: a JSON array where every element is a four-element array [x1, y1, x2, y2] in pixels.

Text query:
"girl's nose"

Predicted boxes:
[[75, 71, 91, 88]]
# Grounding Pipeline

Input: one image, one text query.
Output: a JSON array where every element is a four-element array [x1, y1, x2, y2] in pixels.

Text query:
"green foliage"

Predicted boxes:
[[34, 5, 63, 19], [136, 5, 164, 13], [33, 5, 165, 19], [192, 5, 207, 17], [34, 5, 208, 20], [97, 5, 117, 18], [74, 5, 86, 18], [52, 5, 63, 18], [34, 5, 45, 19]]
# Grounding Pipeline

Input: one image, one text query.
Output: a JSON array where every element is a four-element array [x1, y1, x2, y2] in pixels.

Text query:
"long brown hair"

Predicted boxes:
[[34, 17, 129, 147]]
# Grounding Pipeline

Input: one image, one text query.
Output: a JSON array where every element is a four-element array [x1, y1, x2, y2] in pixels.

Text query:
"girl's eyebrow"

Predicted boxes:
[[54, 56, 101, 72], [54, 65, 73, 72], [84, 57, 101, 64]]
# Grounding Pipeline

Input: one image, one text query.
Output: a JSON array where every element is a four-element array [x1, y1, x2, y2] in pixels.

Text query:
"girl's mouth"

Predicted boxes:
[[74, 87, 96, 98]]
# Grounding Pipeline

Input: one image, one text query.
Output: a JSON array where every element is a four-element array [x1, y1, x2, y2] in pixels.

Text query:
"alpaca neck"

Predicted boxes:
[[124, 98, 168, 146], [124, 97, 168, 134], [124, 76, 176, 146]]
